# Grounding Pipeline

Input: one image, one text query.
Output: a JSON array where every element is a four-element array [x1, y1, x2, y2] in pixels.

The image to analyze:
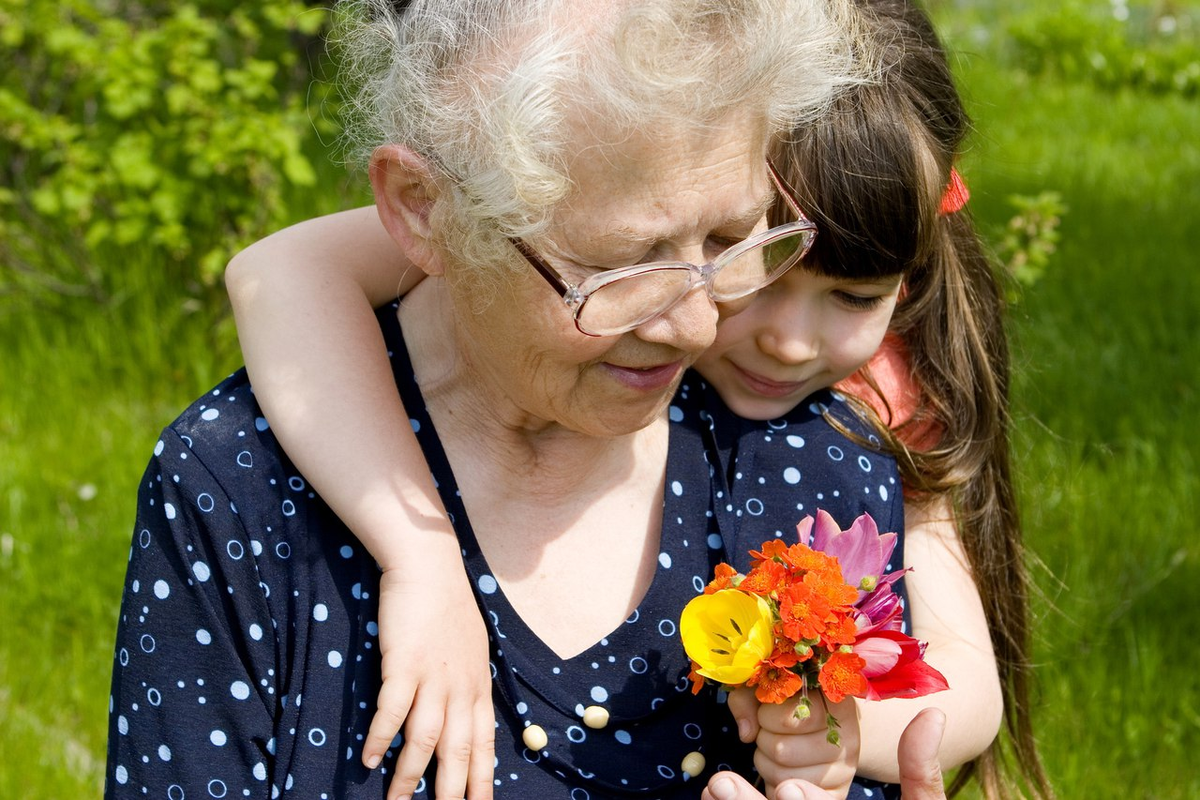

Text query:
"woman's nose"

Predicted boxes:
[[635, 282, 718, 353]]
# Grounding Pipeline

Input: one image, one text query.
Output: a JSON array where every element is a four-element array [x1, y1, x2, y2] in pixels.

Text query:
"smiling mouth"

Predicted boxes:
[[603, 362, 684, 392], [732, 363, 806, 398]]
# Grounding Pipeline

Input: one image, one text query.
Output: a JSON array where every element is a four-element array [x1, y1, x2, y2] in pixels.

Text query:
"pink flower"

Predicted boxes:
[[797, 511, 901, 600], [854, 583, 905, 635]]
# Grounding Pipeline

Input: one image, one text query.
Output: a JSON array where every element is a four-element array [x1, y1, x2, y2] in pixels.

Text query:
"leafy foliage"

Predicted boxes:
[[1011, 2, 1199, 95], [0, 0, 333, 301], [996, 191, 1068, 302], [965, 0, 1200, 96]]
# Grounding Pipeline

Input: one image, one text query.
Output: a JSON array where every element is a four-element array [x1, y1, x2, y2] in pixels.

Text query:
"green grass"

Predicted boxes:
[[945, 27, 1200, 800], [3, 10, 1199, 798]]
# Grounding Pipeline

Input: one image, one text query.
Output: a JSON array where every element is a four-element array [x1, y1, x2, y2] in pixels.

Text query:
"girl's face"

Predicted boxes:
[[696, 266, 902, 421]]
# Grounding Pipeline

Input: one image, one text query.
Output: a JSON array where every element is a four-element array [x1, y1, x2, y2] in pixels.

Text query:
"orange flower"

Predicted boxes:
[[688, 662, 706, 695], [818, 650, 868, 703], [778, 581, 833, 642], [818, 612, 858, 649], [749, 539, 792, 567], [750, 649, 804, 704], [739, 559, 789, 595], [706, 562, 738, 594], [803, 569, 859, 609], [785, 543, 842, 577]]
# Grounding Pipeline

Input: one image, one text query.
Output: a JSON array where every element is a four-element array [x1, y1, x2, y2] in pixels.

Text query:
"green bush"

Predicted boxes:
[[1005, 0, 1200, 96], [0, 0, 332, 302]]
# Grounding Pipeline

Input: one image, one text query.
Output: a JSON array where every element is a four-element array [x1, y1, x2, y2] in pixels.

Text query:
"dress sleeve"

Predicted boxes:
[[106, 427, 278, 799]]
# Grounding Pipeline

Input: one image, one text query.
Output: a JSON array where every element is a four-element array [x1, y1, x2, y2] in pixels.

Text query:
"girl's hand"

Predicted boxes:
[[703, 708, 946, 800], [369, 567, 495, 800], [727, 688, 861, 799]]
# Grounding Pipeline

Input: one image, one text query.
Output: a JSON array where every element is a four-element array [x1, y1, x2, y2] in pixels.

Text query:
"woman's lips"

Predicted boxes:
[[732, 362, 806, 398], [603, 361, 684, 392]]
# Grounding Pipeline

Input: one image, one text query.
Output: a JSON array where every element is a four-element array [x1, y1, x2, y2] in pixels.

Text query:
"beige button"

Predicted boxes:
[[582, 705, 609, 729], [681, 751, 706, 779], [522, 724, 548, 751]]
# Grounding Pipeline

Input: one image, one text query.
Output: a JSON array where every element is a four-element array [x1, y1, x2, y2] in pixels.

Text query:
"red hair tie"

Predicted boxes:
[[939, 168, 970, 215]]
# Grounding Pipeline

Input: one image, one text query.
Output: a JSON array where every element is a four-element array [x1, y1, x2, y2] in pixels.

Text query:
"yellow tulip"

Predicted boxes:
[[680, 589, 775, 685]]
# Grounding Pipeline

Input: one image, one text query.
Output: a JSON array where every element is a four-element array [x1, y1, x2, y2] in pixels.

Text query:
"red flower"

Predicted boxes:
[[852, 630, 949, 701]]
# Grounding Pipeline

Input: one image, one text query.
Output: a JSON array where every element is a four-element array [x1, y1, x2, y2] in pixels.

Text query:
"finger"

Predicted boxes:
[[774, 780, 832, 800], [752, 739, 831, 792], [753, 726, 856, 796], [702, 770, 769, 800], [364, 678, 416, 769], [897, 708, 947, 800], [755, 727, 838, 771], [756, 698, 818, 736], [430, 699, 476, 800], [465, 699, 497, 799], [726, 687, 762, 742], [387, 701, 445, 800]]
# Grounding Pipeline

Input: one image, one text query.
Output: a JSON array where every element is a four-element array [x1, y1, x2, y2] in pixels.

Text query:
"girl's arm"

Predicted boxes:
[[225, 206, 495, 800], [854, 495, 1003, 781]]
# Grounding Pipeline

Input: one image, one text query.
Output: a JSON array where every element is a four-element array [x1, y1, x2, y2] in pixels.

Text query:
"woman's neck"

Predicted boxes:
[[396, 282, 668, 504]]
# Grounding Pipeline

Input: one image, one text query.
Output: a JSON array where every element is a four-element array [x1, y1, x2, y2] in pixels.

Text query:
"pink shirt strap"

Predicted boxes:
[[835, 333, 941, 450]]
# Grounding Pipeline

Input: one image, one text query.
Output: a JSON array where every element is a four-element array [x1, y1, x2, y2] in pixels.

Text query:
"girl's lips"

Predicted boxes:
[[603, 361, 684, 392], [732, 362, 806, 398]]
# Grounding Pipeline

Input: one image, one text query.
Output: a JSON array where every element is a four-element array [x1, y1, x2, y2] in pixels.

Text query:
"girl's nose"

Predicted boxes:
[[756, 306, 819, 365]]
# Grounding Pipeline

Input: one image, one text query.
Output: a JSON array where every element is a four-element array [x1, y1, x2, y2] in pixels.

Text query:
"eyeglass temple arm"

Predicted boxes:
[[765, 158, 811, 225], [511, 238, 570, 299]]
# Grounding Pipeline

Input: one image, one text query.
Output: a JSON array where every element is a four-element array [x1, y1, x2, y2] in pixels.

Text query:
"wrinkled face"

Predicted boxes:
[[443, 117, 775, 437], [694, 265, 902, 421]]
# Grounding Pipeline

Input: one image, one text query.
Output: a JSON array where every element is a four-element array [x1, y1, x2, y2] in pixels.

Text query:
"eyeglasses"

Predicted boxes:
[[511, 160, 816, 337]]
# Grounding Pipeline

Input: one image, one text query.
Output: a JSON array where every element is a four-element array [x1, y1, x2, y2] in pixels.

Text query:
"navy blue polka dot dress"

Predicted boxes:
[[106, 306, 904, 799]]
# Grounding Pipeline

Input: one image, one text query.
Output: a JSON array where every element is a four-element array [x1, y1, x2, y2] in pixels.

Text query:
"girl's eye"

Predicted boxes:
[[834, 291, 887, 310]]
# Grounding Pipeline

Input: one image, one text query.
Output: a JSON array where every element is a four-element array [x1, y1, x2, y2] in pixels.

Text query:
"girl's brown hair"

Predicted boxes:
[[773, 1, 1053, 796]]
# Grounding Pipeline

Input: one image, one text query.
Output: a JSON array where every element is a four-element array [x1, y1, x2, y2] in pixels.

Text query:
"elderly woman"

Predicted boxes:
[[106, 1, 902, 797]]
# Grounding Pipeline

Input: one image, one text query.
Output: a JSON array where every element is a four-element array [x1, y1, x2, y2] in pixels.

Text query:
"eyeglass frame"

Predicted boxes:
[[509, 159, 816, 337]]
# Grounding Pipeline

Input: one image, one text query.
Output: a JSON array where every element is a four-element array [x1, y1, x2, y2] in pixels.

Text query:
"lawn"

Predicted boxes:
[[2, 3, 1198, 797]]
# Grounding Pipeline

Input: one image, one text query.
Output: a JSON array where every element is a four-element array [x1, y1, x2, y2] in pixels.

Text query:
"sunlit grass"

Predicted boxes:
[[945, 31, 1200, 800]]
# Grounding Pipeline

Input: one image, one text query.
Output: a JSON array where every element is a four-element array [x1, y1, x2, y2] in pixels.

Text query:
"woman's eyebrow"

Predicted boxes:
[[600, 190, 777, 244]]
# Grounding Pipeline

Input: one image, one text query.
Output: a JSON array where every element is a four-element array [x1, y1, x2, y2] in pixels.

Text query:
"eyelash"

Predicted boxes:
[[834, 291, 887, 310]]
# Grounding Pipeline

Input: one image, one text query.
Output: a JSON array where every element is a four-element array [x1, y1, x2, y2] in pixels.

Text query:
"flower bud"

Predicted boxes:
[[793, 697, 812, 721]]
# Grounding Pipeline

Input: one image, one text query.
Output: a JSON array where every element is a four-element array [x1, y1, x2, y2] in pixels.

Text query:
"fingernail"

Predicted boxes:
[[710, 776, 737, 800], [776, 784, 806, 800], [737, 719, 752, 742], [365, 754, 381, 769]]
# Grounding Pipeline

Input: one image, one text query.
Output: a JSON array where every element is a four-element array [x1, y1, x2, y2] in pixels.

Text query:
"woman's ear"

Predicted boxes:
[[370, 145, 446, 276]]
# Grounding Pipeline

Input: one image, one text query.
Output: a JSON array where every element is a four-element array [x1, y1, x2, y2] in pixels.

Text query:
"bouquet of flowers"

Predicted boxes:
[[680, 510, 948, 744]]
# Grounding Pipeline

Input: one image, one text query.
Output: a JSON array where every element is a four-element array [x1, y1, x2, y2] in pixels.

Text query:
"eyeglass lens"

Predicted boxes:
[[576, 228, 811, 336]]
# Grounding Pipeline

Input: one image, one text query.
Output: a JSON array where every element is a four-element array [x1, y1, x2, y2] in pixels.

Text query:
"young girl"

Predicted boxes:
[[225, 1, 1050, 797]]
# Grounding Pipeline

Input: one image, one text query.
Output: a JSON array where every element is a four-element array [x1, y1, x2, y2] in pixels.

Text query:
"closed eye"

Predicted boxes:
[[833, 291, 889, 310]]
